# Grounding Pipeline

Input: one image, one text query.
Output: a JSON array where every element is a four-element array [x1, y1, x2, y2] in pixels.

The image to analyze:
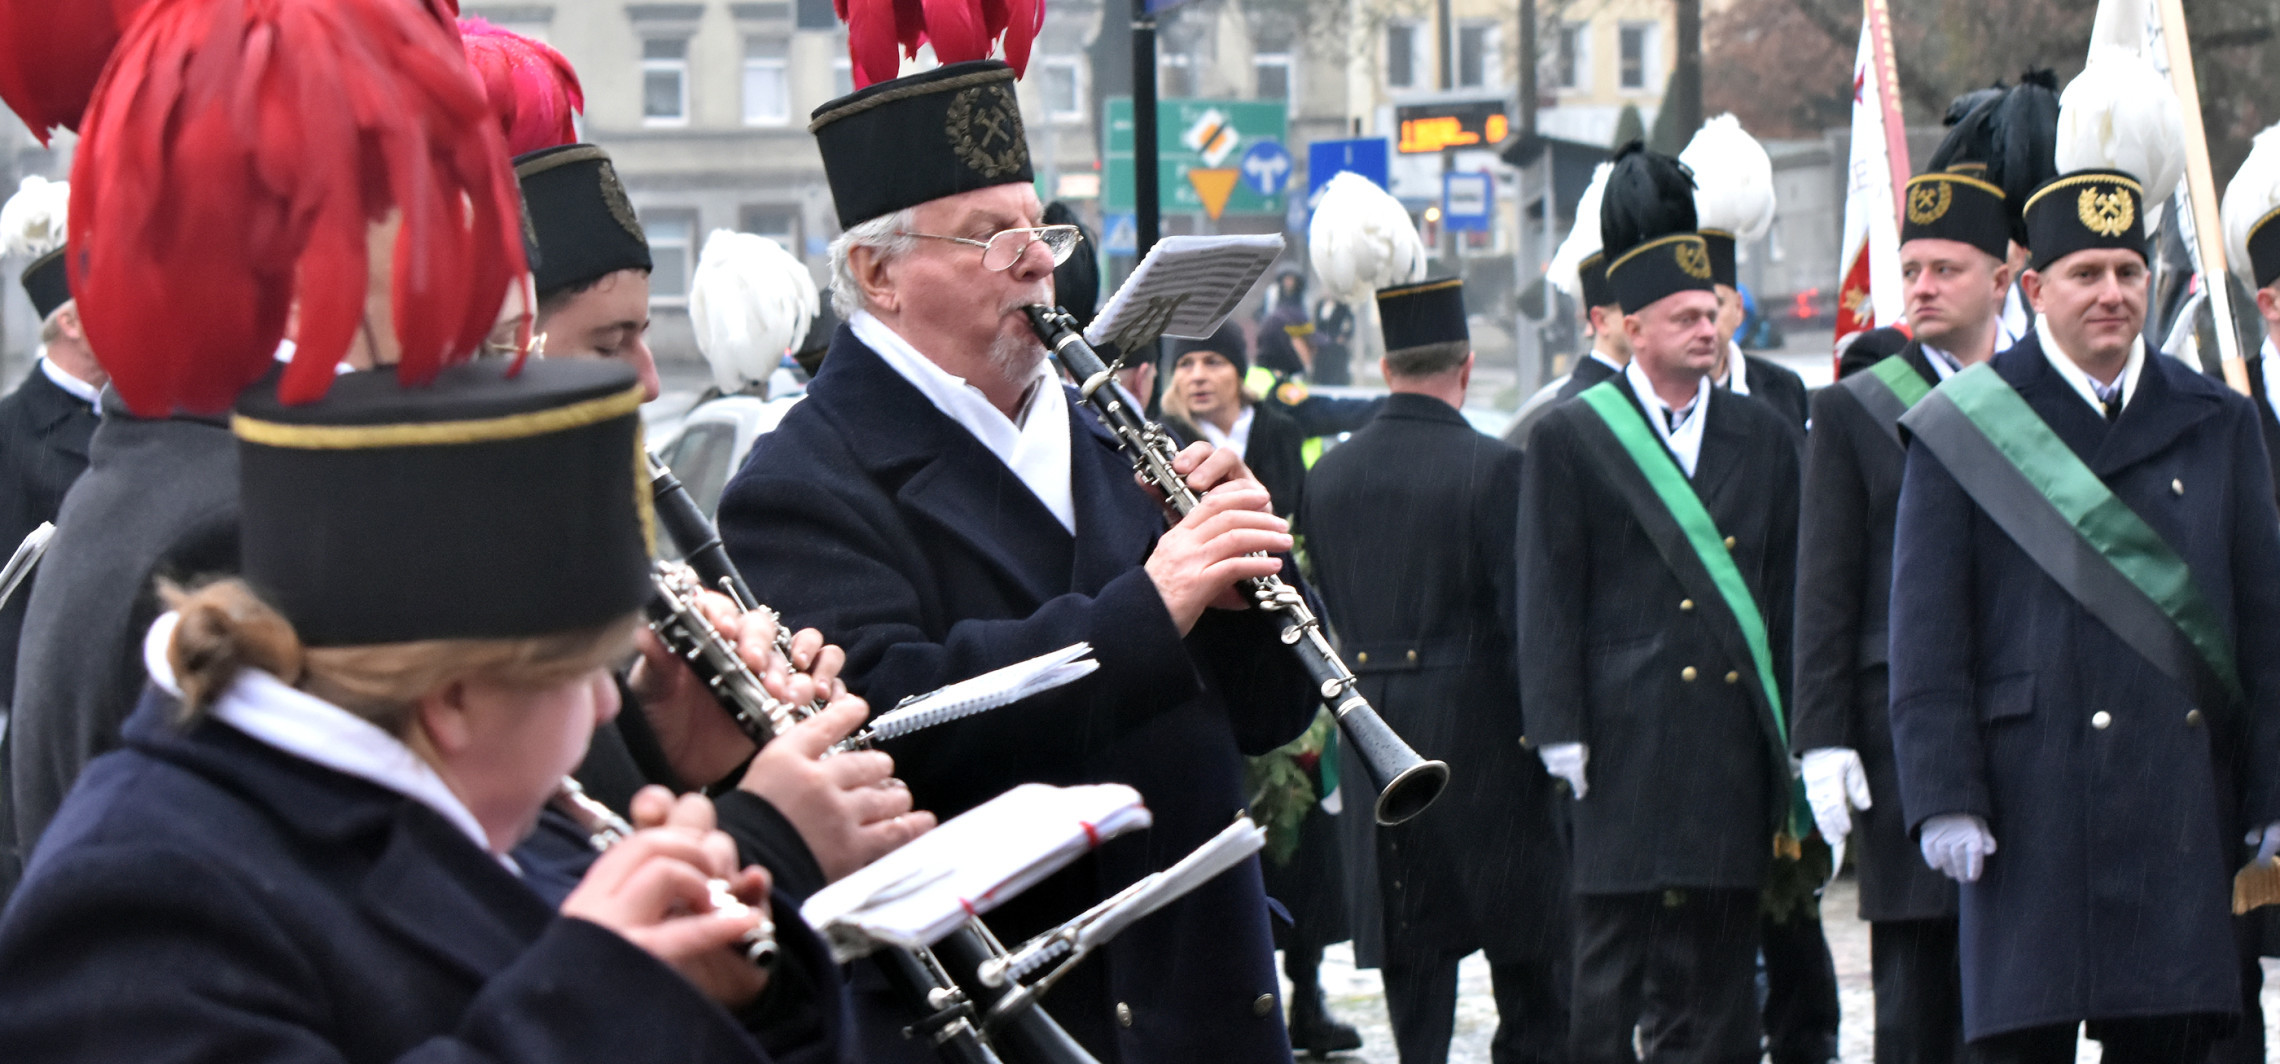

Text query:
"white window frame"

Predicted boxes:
[[1039, 57, 1085, 123], [642, 36, 691, 126], [1455, 22, 1500, 90], [1617, 21, 1660, 93], [742, 36, 790, 126], [1158, 52, 1194, 98], [1384, 20, 1420, 90], [831, 54, 854, 98], [1253, 50, 1293, 101], [1550, 22, 1589, 92], [642, 208, 698, 304]]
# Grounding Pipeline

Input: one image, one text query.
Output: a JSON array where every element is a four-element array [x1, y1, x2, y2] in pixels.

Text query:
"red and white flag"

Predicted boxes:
[[1833, 0, 1911, 363]]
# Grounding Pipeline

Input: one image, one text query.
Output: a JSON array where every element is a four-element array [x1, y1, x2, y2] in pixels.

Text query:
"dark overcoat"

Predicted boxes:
[[717, 329, 1316, 1064], [0, 365, 99, 715], [1738, 353, 1810, 430], [1518, 383, 1801, 894], [1791, 342, 1957, 923], [2, 397, 238, 896], [0, 696, 826, 1064], [1164, 402, 1307, 523], [1506, 352, 1621, 449], [1301, 393, 1567, 969], [1888, 336, 2280, 1039]]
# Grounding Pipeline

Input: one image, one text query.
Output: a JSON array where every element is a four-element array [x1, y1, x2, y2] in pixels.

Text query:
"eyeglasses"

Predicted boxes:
[[900, 224, 1083, 272]]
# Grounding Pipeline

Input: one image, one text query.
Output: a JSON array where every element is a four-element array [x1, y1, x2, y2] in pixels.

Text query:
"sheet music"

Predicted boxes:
[[1084, 235, 1287, 355]]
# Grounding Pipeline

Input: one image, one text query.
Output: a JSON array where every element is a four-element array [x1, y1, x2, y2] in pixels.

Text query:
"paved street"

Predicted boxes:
[[1282, 876, 2280, 1064]]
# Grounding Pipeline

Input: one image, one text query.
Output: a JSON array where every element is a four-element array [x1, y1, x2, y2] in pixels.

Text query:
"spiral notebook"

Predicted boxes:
[[868, 642, 1098, 742]]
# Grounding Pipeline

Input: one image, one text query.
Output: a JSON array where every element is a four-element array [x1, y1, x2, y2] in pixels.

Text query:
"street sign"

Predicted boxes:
[[1102, 211, 1138, 254], [1306, 138, 1389, 205], [1239, 140, 1292, 198], [1104, 97, 1288, 216], [1443, 172, 1492, 232], [1396, 98, 1511, 154], [1189, 169, 1239, 219]]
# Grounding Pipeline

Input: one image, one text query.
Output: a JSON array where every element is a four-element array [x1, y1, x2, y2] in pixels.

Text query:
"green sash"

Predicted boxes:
[[1899, 363, 2243, 710], [1577, 381, 1811, 841], [1837, 353, 1934, 449]]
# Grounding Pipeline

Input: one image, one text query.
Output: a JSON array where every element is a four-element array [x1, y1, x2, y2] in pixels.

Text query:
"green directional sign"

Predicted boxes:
[[1102, 96, 1288, 217]]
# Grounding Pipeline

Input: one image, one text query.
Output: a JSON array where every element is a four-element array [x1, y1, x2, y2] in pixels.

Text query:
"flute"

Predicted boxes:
[[1023, 304, 1450, 826]]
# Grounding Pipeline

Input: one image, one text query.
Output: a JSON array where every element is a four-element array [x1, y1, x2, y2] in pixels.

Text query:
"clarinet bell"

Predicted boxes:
[[1337, 703, 1449, 825]]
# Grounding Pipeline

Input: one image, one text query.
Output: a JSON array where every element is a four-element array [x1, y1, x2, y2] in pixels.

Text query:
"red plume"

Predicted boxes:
[[68, 0, 524, 415], [0, 0, 152, 143], [458, 17, 584, 156], [842, 0, 1043, 88]]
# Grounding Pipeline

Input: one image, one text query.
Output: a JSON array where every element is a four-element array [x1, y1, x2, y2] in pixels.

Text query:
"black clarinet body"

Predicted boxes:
[[1022, 305, 1450, 825]]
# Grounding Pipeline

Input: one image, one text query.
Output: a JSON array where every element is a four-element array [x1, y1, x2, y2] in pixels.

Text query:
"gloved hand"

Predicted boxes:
[[2246, 822, 2280, 866], [1919, 814, 1997, 882], [1800, 747, 1873, 841], [1539, 742, 1588, 799]]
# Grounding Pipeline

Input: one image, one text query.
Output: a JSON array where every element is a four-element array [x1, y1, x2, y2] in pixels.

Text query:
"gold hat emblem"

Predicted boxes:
[[596, 159, 646, 243], [1674, 240, 1713, 280], [2078, 185, 2134, 239], [1907, 181, 1952, 225], [946, 83, 1028, 180]]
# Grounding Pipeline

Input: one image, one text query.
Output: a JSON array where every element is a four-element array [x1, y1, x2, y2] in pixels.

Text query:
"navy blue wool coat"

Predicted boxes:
[[1889, 336, 2280, 1039], [717, 328, 1315, 1064]]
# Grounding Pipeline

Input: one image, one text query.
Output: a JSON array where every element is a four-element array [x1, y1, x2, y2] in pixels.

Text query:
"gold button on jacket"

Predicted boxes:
[[1681, 666, 1699, 682], [1253, 994, 1276, 1017], [1117, 1003, 1134, 1027], [2091, 711, 2113, 730]]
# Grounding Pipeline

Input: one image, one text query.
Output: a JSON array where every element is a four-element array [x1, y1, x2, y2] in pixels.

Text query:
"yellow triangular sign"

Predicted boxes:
[[1188, 168, 1240, 220]]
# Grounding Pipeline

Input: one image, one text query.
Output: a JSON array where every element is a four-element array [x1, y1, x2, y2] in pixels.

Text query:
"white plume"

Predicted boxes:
[[1308, 171, 1427, 304], [1679, 114, 1776, 242], [2054, 0, 2185, 204], [2222, 123, 2280, 285], [0, 176, 69, 259], [1548, 163, 1612, 297], [688, 230, 819, 394]]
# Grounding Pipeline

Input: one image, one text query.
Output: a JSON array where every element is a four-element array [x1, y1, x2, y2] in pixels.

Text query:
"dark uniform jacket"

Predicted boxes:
[[1164, 402, 1306, 522], [1519, 382, 1802, 894], [717, 329, 1315, 1064], [1889, 336, 2280, 1039], [1301, 392, 1566, 968], [0, 364, 100, 715], [2242, 351, 2280, 505], [1791, 342, 1957, 923], [0, 695, 818, 1064], [1734, 352, 1809, 429], [1506, 351, 1621, 449]]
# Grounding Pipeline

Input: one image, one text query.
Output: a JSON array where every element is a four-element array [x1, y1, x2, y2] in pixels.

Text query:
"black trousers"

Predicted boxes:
[[1572, 890, 1760, 1064], [2202, 915, 2268, 1064], [1383, 950, 1569, 1064], [1967, 1016, 2225, 1064], [1759, 910, 1840, 1064], [1866, 917, 1963, 1064]]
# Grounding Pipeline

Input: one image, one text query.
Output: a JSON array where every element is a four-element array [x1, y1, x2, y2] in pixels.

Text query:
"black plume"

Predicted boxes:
[[1928, 88, 2003, 171], [1598, 141, 1699, 259], [1043, 201, 1101, 329], [1986, 69, 2059, 245]]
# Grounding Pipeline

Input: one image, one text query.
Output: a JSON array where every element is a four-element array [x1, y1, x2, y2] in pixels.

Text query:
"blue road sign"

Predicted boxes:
[[1444, 172, 1492, 232], [1306, 138, 1390, 205], [1102, 211, 1138, 255], [1239, 139, 1292, 197]]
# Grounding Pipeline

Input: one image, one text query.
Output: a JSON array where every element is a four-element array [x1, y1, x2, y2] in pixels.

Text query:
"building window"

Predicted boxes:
[[743, 37, 789, 125], [1385, 21, 1418, 90], [740, 204, 800, 250], [1549, 22, 1588, 91], [832, 55, 854, 97], [1039, 58, 1085, 123], [794, 0, 836, 29], [1254, 51, 1292, 100], [1618, 22, 1659, 92], [642, 36, 690, 124], [1456, 22, 1499, 89], [644, 209, 697, 301], [1158, 53, 1194, 98]]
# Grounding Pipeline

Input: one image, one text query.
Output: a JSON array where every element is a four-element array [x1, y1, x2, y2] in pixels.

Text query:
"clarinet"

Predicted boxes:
[[553, 779, 778, 967], [1023, 305, 1451, 826], [644, 451, 1102, 1064]]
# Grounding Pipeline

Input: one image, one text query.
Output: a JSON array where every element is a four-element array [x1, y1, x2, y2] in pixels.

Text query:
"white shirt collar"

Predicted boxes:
[[1622, 360, 1711, 477], [2261, 338, 2280, 426], [1587, 349, 1624, 373], [2035, 313, 2143, 419], [1999, 285, 2031, 350], [1918, 343, 1963, 381], [142, 613, 512, 872], [37, 357, 101, 413], [1719, 343, 1751, 395], [1194, 404, 1255, 461], [852, 310, 1076, 534]]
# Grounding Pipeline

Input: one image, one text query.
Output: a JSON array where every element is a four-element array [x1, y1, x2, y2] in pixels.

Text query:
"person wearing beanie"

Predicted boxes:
[[1307, 278, 1571, 1064], [1161, 323, 1307, 523], [715, 60, 1314, 1064], [1518, 142, 1805, 1064]]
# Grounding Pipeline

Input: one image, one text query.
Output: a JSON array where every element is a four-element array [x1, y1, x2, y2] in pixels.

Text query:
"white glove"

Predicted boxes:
[[1540, 742, 1588, 799], [2246, 822, 2280, 865], [1800, 747, 1873, 841], [1919, 813, 1997, 882]]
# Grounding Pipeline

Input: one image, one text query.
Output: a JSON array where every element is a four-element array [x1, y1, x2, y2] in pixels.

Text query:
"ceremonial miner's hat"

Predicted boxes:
[[2022, 171, 2147, 269], [516, 144, 654, 298], [1679, 115, 1775, 288], [1377, 279, 1468, 355], [2222, 124, 2280, 291], [1928, 84, 2006, 175], [232, 358, 653, 648], [1, 176, 70, 321], [1900, 172, 2009, 261], [1599, 142, 1714, 314], [810, 60, 1035, 230]]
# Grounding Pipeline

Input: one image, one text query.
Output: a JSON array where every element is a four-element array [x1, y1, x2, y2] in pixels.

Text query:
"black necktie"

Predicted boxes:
[[2094, 380, 2122, 422]]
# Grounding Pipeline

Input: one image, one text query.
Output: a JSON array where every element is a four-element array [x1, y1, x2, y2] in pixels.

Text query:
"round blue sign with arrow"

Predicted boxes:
[[1239, 139, 1292, 198]]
